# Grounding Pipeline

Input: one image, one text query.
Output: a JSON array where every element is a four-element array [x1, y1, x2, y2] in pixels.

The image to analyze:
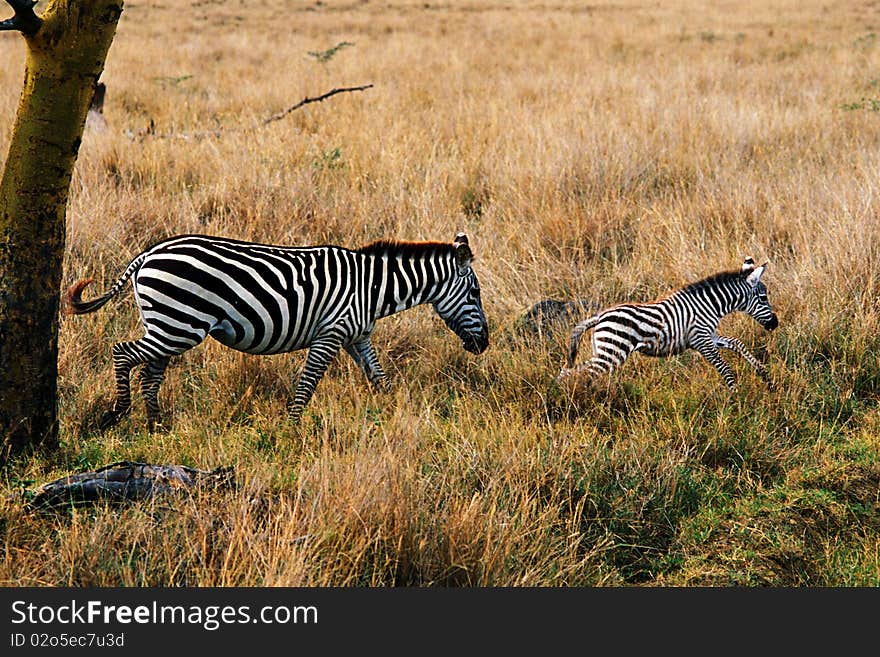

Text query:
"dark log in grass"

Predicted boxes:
[[24, 461, 235, 511]]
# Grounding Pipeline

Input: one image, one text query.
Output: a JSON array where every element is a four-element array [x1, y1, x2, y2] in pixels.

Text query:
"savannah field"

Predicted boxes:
[[1, 0, 879, 586]]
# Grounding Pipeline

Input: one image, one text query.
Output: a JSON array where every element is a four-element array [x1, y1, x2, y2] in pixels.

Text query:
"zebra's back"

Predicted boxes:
[[133, 235, 364, 355]]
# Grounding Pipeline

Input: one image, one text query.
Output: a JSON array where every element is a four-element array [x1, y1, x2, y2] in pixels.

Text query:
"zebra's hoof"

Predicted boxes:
[[97, 410, 121, 431], [147, 419, 171, 434], [371, 378, 392, 393], [556, 367, 579, 384]]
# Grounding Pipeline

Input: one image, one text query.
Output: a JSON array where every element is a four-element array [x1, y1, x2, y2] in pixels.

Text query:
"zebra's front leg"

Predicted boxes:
[[344, 338, 389, 390], [692, 337, 737, 390], [288, 336, 344, 424], [716, 336, 772, 388], [99, 342, 151, 430], [140, 356, 171, 432]]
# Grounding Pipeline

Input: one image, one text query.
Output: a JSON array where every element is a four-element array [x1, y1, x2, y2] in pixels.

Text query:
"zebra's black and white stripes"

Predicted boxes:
[[65, 233, 489, 430], [558, 258, 778, 389]]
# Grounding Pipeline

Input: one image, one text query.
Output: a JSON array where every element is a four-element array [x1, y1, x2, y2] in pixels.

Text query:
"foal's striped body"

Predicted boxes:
[[559, 258, 778, 389]]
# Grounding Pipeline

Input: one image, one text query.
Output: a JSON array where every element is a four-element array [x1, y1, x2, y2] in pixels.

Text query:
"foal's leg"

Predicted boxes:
[[716, 335, 772, 387]]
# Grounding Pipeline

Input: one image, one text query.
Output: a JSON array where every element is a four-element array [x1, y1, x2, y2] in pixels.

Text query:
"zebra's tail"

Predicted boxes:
[[63, 252, 148, 315], [567, 314, 602, 367]]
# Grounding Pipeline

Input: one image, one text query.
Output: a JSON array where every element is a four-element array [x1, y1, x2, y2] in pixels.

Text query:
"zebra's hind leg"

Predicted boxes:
[[557, 362, 590, 382], [556, 359, 612, 385], [140, 356, 171, 432], [99, 341, 153, 430]]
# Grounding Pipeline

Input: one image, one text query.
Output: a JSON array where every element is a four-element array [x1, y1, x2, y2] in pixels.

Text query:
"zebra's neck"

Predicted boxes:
[[367, 250, 455, 319], [673, 275, 747, 320]]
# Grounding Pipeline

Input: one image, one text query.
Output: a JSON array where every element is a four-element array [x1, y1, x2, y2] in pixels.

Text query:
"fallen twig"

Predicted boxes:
[[261, 84, 374, 125], [133, 83, 374, 141]]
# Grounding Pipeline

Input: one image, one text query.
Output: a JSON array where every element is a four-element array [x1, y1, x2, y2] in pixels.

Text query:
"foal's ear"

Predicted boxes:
[[746, 261, 768, 286], [453, 233, 473, 274], [741, 257, 756, 273]]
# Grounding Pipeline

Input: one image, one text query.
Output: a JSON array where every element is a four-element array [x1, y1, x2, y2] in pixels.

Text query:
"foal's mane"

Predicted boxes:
[[678, 269, 746, 295]]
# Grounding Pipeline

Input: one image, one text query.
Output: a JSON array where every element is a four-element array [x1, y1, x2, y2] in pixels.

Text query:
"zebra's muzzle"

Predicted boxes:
[[462, 332, 489, 354], [764, 314, 779, 331]]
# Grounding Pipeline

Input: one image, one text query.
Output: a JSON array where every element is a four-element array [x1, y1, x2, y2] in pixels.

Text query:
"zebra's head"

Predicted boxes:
[[433, 233, 489, 354], [741, 258, 778, 331]]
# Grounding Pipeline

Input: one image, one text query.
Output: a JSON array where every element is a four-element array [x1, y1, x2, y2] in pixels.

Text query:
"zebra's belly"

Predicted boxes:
[[207, 317, 316, 355], [636, 337, 685, 358], [207, 313, 363, 355]]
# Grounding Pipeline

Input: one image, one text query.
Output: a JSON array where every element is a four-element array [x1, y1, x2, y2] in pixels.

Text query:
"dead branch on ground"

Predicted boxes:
[[132, 83, 374, 141], [20, 461, 235, 511]]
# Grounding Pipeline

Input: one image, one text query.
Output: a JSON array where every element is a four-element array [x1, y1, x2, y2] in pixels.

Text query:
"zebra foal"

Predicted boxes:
[[64, 233, 489, 431], [558, 258, 778, 390]]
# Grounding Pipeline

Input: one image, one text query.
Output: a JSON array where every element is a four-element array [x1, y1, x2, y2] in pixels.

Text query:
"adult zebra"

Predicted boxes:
[[65, 232, 489, 431], [558, 258, 778, 389]]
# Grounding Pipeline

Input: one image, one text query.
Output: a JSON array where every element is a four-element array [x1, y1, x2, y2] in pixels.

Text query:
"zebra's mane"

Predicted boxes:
[[678, 269, 746, 295], [357, 240, 456, 258]]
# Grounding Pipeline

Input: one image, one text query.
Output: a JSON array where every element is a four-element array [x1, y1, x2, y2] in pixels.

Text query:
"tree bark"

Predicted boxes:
[[0, 0, 123, 461]]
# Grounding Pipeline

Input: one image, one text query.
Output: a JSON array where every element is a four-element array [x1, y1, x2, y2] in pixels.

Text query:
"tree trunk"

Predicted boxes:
[[0, 0, 123, 461]]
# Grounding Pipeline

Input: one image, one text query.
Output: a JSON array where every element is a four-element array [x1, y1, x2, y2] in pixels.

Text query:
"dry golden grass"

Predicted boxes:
[[1, 0, 879, 585]]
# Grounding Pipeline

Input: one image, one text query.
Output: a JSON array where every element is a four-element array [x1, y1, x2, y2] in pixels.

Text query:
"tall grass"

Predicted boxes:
[[1, 0, 878, 586]]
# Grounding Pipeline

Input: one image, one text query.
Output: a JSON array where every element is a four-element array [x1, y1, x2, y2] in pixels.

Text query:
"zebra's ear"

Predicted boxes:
[[454, 240, 473, 274], [746, 262, 768, 286], [741, 257, 756, 273], [454, 232, 469, 247]]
